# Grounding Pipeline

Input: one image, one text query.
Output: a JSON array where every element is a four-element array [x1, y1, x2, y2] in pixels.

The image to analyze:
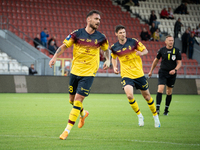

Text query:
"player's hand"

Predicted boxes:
[[113, 67, 119, 74], [103, 60, 110, 70], [148, 71, 152, 78], [49, 58, 56, 68], [169, 69, 176, 75]]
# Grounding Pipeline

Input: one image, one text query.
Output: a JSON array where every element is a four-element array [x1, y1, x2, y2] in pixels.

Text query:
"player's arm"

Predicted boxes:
[[148, 58, 159, 77], [103, 49, 110, 70], [135, 40, 148, 56], [111, 56, 119, 74], [169, 60, 182, 75], [136, 48, 148, 56], [49, 44, 67, 68]]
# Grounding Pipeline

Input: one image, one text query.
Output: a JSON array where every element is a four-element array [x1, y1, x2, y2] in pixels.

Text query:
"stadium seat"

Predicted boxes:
[[186, 66, 198, 75], [178, 67, 185, 75], [1, 0, 199, 76]]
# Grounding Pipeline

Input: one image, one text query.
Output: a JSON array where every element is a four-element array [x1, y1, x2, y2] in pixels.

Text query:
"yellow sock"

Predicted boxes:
[[80, 103, 85, 117], [69, 99, 73, 105], [128, 98, 141, 115], [66, 101, 82, 131], [65, 124, 73, 133], [147, 97, 157, 116]]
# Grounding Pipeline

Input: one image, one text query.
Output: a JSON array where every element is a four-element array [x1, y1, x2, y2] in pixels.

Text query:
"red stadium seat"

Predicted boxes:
[[186, 66, 197, 75], [177, 67, 185, 75], [2, 0, 198, 76]]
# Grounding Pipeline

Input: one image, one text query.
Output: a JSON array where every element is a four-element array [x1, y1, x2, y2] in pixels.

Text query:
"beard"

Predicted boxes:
[[89, 23, 98, 30]]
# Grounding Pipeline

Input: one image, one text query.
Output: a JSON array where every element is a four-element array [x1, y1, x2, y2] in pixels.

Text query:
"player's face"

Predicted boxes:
[[88, 13, 101, 30], [165, 37, 174, 48], [116, 29, 126, 41]]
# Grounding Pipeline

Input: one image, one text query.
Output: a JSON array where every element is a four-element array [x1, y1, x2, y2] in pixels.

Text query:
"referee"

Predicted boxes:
[[148, 35, 182, 115]]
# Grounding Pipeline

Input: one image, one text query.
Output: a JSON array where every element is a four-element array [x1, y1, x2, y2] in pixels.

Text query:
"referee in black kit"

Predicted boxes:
[[148, 35, 182, 115]]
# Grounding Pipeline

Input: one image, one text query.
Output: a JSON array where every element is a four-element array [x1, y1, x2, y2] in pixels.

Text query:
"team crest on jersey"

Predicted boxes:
[[172, 55, 176, 61], [66, 35, 71, 41]]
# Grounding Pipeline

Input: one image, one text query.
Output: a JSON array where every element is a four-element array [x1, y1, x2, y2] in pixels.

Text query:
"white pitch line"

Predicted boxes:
[[0, 134, 199, 147]]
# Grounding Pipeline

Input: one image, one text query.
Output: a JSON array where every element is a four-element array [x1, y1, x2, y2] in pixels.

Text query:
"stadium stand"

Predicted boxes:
[[113, 0, 200, 76], [130, 0, 200, 37], [0, 0, 199, 76], [0, 50, 28, 74]]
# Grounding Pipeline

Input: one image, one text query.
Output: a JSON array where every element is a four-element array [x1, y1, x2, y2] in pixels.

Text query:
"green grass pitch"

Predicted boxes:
[[0, 93, 200, 150]]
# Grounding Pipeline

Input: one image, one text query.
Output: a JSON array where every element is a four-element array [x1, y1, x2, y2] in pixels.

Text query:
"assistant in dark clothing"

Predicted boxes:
[[150, 22, 157, 36], [174, 18, 183, 38], [188, 33, 199, 59], [48, 36, 58, 49], [33, 34, 43, 48], [174, 3, 189, 14], [29, 64, 38, 75], [48, 41, 56, 55], [140, 28, 150, 41], [181, 29, 190, 54]]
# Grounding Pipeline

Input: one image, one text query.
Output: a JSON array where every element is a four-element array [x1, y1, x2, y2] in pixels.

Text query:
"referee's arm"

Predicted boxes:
[[169, 60, 182, 75], [148, 58, 159, 77]]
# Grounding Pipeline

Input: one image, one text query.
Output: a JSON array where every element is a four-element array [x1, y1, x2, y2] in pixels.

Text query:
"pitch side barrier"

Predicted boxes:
[[0, 75, 198, 95]]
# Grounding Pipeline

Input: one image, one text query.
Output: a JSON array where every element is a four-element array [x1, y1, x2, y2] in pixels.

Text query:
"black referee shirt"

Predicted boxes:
[[156, 47, 182, 71]]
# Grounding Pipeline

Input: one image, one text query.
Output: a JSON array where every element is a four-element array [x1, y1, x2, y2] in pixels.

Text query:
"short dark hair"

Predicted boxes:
[[115, 25, 125, 33], [166, 35, 173, 39], [86, 10, 101, 18]]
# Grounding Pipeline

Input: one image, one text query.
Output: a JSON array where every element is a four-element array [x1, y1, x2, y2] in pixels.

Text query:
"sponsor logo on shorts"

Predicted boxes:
[[81, 87, 89, 92], [84, 92, 89, 95]]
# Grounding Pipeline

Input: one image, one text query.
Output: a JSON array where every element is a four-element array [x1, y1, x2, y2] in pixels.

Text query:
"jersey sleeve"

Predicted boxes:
[[110, 45, 117, 59], [111, 52, 117, 59], [134, 39, 146, 52], [156, 49, 162, 59], [100, 36, 109, 51], [176, 49, 182, 60], [63, 29, 78, 48]]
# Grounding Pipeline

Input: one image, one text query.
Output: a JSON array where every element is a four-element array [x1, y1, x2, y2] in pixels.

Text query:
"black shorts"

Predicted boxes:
[[158, 69, 177, 88], [68, 73, 94, 97], [121, 76, 149, 91]]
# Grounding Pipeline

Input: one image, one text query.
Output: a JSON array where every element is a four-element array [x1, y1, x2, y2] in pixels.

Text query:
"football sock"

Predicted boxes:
[[165, 94, 172, 112], [66, 100, 82, 132], [80, 103, 86, 117], [137, 113, 143, 117], [153, 114, 159, 119], [69, 99, 73, 105], [128, 98, 141, 115], [146, 97, 157, 116], [65, 125, 72, 134], [156, 92, 162, 111]]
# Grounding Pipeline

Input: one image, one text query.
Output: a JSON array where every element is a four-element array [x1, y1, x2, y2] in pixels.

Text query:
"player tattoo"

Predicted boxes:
[[56, 47, 61, 54]]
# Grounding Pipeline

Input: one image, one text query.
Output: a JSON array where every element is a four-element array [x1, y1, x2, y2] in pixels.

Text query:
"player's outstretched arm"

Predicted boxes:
[[103, 49, 110, 70], [112, 57, 119, 74], [148, 58, 159, 77], [49, 44, 67, 68]]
